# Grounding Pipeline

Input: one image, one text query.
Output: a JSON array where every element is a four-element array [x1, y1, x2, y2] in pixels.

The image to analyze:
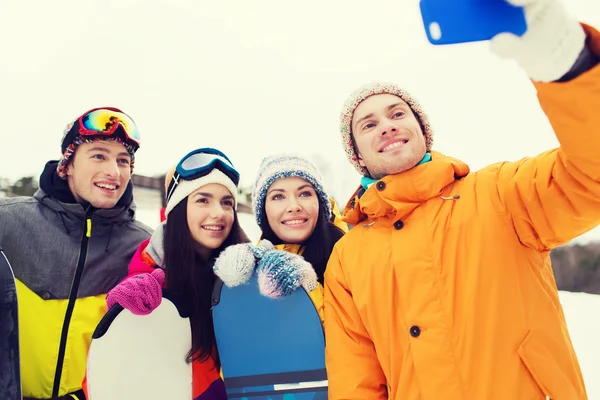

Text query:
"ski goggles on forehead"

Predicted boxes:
[[78, 107, 141, 146], [166, 148, 240, 203]]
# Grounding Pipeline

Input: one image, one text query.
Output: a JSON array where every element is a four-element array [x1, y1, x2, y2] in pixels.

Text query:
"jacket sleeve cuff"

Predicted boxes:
[[557, 23, 600, 82]]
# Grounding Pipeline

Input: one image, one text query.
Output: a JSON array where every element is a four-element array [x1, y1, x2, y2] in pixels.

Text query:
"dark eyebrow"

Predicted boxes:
[[353, 102, 407, 130], [267, 188, 285, 196], [297, 184, 313, 191], [387, 102, 405, 111], [87, 146, 130, 158], [267, 184, 314, 196], [353, 113, 374, 130], [193, 193, 235, 201], [87, 146, 110, 154]]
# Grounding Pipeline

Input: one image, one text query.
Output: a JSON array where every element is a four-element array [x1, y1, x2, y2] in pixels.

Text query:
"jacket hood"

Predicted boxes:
[[35, 159, 137, 223]]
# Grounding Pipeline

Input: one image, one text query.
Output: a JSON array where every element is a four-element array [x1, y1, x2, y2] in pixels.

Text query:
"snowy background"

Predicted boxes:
[[0, 0, 598, 396]]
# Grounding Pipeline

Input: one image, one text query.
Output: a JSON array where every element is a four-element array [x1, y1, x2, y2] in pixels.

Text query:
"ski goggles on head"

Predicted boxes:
[[77, 107, 141, 147], [166, 148, 240, 203]]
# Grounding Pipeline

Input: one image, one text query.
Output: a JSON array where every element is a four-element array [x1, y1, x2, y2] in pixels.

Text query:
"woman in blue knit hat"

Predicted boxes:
[[214, 154, 347, 321]]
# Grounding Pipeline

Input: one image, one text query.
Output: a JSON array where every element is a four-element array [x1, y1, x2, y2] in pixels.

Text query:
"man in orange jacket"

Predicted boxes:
[[323, 0, 600, 398]]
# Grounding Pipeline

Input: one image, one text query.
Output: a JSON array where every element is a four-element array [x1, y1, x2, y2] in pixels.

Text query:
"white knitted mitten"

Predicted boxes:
[[213, 240, 275, 287], [490, 0, 586, 82]]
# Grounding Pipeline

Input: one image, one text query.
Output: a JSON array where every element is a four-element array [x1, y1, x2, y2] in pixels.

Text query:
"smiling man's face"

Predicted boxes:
[[352, 93, 427, 179], [66, 140, 132, 208]]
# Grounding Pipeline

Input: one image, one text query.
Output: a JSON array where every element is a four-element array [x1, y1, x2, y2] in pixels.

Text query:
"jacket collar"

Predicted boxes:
[[273, 243, 304, 256], [146, 221, 166, 266], [35, 160, 137, 223], [343, 151, 470, 225]]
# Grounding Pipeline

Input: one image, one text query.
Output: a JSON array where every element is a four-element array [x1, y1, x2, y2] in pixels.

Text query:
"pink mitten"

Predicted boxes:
[[106, 268, 165, 315]]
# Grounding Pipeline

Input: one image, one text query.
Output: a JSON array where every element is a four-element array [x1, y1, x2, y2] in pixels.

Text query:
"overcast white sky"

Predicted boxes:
[[1, 0, 598, 241]]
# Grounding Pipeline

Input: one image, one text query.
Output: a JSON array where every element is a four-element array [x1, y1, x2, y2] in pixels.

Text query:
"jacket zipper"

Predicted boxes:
[[52, 210, 93, 397]]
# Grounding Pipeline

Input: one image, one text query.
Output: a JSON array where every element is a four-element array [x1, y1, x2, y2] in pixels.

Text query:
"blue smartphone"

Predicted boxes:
[[419, 0, 527, 45]]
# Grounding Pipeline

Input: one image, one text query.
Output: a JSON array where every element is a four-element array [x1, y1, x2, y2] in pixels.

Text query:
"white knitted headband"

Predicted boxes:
[[165, 169, 238, 217]]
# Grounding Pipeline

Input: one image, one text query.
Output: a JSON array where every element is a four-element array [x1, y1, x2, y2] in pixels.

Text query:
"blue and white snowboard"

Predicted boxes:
[[212, 274, 328, 399], [86, 290, 193, 400], [0, 248, 22, 400]]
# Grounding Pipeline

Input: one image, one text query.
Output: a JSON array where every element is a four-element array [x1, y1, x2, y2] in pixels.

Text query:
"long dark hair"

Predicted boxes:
[[259, 199, 345, 284], [163, 200, 250, 366]]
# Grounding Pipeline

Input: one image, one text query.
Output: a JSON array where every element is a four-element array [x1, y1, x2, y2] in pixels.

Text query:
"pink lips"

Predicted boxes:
[[202, 224, 226, 236], [281, 218, 308, 228]]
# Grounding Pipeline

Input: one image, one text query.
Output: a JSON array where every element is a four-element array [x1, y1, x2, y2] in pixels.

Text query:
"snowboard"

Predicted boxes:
[[212, 274, 328, 399], [86, 290, 193, 400], [0, 248, 22, 400]]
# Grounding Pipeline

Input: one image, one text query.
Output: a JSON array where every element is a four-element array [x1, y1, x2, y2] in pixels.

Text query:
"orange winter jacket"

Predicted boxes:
[[324, 24, 600, 400]]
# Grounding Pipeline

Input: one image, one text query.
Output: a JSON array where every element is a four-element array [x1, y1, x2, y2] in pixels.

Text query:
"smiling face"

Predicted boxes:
[[264, 176, 320, 244], [352, 93, 427, 179], [186, 183, 235, 257], [66, 140, 132, 208]]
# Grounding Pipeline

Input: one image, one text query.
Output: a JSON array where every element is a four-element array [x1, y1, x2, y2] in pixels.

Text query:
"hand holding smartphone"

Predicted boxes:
[[419, 0, 527, 45]]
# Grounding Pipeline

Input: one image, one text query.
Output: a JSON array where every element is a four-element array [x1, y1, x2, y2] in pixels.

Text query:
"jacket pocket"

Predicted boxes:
[[517, 330, 580, 400]]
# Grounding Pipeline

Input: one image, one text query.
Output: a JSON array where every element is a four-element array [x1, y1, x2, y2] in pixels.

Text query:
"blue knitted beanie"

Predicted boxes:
[[252, 155, 332, 227]]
